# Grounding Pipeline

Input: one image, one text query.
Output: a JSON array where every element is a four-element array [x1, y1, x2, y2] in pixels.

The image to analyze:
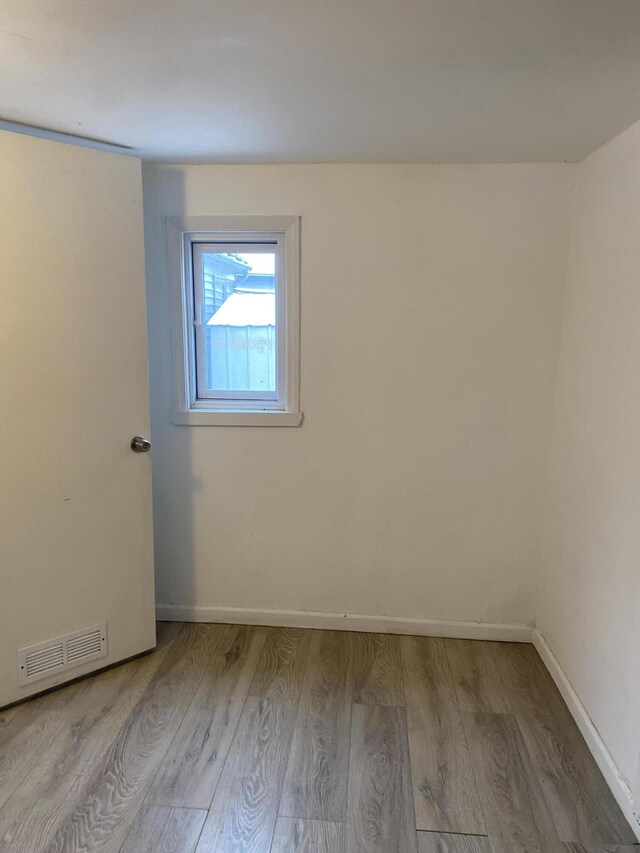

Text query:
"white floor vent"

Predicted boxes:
[[18, 623, 107, 686]]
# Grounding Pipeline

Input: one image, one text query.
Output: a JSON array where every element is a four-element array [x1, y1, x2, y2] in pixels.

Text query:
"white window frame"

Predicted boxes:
[[167, 216, 301, 427]]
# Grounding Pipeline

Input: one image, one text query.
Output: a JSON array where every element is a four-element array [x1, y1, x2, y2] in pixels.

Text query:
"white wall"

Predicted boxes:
[[538, 119, 640, 807], [143, 163, 572, 629]]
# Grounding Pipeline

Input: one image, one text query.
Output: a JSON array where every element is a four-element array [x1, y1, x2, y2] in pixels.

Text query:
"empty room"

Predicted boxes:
[[1, 1, 640, 851]]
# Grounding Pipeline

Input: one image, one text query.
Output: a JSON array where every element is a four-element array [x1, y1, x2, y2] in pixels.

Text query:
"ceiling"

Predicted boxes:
[[2, 0, 640, 163]]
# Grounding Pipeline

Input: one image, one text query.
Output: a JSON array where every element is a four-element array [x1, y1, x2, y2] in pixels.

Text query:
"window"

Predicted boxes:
[[168, 216, 301, 426]]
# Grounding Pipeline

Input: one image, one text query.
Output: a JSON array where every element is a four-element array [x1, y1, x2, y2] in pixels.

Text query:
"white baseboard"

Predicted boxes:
[[532, 630, 640, 842], [155, 604, 533, 642]]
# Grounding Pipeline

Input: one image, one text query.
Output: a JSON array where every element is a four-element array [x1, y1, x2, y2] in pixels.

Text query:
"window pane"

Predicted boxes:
[[202, 251, 277, 395]]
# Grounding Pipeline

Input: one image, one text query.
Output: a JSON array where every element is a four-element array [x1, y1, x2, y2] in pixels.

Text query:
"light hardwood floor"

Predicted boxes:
[[0, 623, 637, 852]]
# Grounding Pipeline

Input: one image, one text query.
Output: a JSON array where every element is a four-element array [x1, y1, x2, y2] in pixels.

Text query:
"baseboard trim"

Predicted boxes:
[[155, 604, 533, 642], [532, 630, 640, 841]]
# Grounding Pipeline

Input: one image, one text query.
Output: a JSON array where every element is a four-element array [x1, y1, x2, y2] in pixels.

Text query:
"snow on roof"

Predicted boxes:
[[207, 291, 275, 327]]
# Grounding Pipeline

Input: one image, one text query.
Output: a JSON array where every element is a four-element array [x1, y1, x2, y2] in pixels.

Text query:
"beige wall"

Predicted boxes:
[[143, 163, 573, 628], [539, 119, 640, 797]]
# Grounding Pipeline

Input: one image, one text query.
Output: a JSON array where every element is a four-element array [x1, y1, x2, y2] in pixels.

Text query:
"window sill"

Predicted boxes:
[[172, 410, 303, 427]]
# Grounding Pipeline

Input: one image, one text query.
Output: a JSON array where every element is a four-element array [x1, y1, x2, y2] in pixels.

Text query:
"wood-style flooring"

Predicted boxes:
[[0, 623, 636, 852]]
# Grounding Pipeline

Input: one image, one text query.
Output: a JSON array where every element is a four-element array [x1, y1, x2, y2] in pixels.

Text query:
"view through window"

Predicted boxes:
[[196, 247, 277, 399]]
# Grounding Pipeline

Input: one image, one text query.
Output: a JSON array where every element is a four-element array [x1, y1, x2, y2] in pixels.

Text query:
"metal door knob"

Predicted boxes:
[[131, 435, 151, 453]]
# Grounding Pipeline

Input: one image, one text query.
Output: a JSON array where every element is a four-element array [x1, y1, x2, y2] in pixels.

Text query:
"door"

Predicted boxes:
[[0, 130, 155, 706]]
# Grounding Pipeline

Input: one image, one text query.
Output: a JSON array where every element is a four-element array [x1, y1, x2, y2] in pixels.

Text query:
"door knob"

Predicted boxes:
[[131, 435, 151, 453]]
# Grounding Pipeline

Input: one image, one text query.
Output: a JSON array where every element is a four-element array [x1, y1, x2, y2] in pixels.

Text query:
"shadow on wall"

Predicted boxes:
[[143, 168, 199, 620]]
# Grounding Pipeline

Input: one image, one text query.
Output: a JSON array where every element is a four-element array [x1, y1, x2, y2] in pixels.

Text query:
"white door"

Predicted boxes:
[[0, 130, 155, 706]]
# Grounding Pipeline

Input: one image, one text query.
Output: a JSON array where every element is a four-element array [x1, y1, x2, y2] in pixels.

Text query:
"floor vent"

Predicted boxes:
[[18, 623, 107, 686]]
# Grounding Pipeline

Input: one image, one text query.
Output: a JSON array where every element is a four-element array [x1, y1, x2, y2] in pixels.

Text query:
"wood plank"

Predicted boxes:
[[563, 845, 640, 852], [0, 628, 178, 852], [270, 817, 344, 852], [491, 642, 637, 845], [120, 805, 206, 853], [0, 706, 19, 732], [196, 696, 297, 853], [463, 711, 565, 853], [0, 682, 82, 812], [249, 628, 312, 702], [417, 832, 493, 852], [146, 624, 267, 808], [401, 636, 485, 835], [32, 623, 223, 853], [351, 632, 404, 706], [279, 630, 352, 821], [346, 703, 417, 853], [444, 640, 512, 713]]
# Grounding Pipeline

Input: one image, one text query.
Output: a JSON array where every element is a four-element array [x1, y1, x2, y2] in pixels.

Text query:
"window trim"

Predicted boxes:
[[167, 216, 301, 427]]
